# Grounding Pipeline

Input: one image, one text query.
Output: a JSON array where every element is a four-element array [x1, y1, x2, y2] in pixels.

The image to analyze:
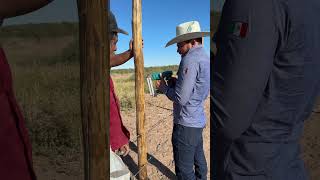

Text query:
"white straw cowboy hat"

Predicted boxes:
[[165, 21, 210, 47]]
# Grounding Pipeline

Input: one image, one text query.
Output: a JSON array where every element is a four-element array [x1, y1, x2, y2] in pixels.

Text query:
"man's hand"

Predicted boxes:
[[156, 78, 168, 93], [129, 39, 144, 57], [129, 39, 134, 51], [110, 39, 144, 68], [118, 143, 130, 156], [167, 77, 177, 88]]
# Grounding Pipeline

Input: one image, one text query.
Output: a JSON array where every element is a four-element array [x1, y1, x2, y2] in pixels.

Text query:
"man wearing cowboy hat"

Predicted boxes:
[[156, 21, 210, 180]]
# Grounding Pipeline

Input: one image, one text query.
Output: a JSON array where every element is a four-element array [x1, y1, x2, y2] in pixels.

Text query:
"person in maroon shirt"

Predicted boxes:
[[108, 11, 144, 156], [0, 1, 53, 179], [108, 11, 142, 156]]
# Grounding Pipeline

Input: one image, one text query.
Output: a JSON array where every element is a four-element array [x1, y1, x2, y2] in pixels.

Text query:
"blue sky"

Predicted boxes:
[[111, 0, 210, 69], [3, 0, 211, 69]]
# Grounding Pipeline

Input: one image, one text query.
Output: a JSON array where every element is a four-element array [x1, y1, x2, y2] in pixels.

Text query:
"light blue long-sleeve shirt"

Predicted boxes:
[[160, 45, 210, 128]]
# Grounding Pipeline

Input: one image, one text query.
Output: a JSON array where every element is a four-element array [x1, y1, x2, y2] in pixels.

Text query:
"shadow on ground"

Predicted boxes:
[[121, 141, 176, 179]]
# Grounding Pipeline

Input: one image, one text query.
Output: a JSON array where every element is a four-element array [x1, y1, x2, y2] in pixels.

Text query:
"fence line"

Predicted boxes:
[[130, 101, 174, 179], [131, 100, 173, 144]]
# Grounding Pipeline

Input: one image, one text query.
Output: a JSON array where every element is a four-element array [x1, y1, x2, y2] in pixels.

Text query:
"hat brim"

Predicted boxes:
[[113, 28, 129, 35], [165, 31, 210, 47]]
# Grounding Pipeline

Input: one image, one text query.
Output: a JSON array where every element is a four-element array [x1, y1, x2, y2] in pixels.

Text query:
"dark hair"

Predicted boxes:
[[186, 38, 203, 44]]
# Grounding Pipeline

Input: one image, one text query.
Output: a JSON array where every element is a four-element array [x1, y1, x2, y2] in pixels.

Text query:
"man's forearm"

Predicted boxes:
[[0, 0, 52, 19], [110, 50, 133, 67]]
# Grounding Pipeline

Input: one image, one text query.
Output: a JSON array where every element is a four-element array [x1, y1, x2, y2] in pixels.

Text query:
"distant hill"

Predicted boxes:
[[0, 23, 79, 66], [0, 22, 78, 40], [1, 22, 180, 71], [111, 65, 179, 75]]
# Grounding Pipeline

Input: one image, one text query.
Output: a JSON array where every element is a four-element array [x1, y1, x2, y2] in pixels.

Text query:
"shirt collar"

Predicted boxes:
[[185, 44, 203, 57]]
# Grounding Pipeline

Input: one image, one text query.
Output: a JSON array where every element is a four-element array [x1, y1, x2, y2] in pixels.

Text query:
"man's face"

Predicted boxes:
[[110, 34, 118, 56], [177, 41, 192, 57]]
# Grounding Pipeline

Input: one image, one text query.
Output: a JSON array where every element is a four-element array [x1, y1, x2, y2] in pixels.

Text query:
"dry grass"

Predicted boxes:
[[112, 73, 136, 110]]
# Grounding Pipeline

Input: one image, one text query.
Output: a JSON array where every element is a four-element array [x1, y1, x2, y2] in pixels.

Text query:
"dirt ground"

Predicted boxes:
[[31, 94, 210, 180], [120, 95, 211, 179], [301, 98, 320, 180], [31, 95, 320, 180]]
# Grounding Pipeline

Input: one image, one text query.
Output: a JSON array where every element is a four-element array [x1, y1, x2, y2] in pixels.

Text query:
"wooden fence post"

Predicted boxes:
[[132, 0, 148, 179], [77, 0, 110, 179]]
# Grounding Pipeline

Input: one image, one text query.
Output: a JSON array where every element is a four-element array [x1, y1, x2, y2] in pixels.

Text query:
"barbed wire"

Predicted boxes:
[[131, 112, 173, 144], [131, 100, 173, 144], [131, 138, 172, 179], [130, 114, 173, 178], [146, 141, 175, 180], [132, 156, 153, 178], [129, 101, 174, 179], [127, 98, 211, 179], [145, 101, 173, 112]]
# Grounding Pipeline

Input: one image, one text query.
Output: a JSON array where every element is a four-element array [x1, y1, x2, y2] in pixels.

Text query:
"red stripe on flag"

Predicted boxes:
[[240, 23, 248, 38]]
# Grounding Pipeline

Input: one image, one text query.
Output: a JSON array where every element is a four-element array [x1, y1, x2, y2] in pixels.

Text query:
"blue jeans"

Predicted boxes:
[[172, 124, 207, 180]]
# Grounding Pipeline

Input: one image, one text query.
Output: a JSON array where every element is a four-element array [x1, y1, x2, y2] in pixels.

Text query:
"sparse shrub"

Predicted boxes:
[[119, 95, 134, 110]]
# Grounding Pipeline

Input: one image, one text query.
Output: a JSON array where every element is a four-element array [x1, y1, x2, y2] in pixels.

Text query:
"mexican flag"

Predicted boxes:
[[228, 22, 248, 38]]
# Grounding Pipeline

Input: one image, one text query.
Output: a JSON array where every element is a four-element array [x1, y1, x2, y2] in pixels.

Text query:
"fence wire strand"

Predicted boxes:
[[130, 100, 174, 179]]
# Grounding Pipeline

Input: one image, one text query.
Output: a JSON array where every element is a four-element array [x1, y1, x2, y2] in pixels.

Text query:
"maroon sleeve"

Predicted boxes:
[[0, 47, 36, 179], [109, 78, 130, 151]]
